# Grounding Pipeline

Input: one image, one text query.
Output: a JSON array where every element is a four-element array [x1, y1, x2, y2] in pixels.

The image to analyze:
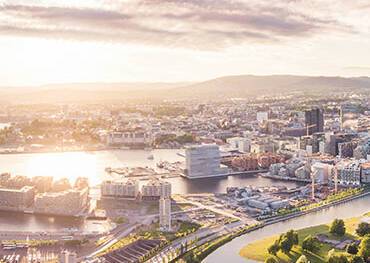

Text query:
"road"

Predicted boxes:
[[148, 221, 244, 263], [85, 223, 138, 260]]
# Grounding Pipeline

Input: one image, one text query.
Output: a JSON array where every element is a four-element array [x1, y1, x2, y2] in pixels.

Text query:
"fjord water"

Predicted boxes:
[[0, 149, 302, 232]]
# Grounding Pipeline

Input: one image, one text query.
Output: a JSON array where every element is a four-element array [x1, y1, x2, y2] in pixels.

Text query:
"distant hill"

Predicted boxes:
[[171, 75, 370, 99], [0, 82, 190, 103], [0, 75, 369, 103]]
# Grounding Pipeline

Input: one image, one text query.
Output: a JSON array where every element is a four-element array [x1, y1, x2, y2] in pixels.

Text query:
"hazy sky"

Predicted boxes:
[[1, 0, 370, 86]]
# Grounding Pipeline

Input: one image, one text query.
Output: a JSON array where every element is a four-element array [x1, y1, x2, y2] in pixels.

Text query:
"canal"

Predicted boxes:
[[204, 195, 370, 263]]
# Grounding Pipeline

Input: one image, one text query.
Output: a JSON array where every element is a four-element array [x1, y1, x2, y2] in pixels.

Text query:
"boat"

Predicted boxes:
[[120, 146, 130, 150], [157, 161, 164, 168]]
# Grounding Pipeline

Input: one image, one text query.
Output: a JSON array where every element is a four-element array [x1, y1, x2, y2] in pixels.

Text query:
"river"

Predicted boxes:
[[204, 195, 370, 263]]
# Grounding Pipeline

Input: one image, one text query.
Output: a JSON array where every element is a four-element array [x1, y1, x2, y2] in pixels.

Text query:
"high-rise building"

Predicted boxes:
[[159, 197, 171, 232], [305, 108, 324, 135], [185, 144, 228, 179]]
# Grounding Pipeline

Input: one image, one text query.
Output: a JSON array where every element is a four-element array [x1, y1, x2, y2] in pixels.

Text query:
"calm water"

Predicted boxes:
[[0, 149, 301, 232], [204, 195, 370, 263], [0, 211, 110, 233], [0, 149, 300, 193], [0, 123, 10, 129]]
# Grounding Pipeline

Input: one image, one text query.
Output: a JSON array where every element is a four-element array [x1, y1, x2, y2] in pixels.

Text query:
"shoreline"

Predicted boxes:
[[0, 146, 183, 155], [182, 190, 370, 262]]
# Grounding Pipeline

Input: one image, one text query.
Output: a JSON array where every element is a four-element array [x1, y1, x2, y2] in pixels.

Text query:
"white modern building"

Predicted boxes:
[[256, 111, 269, 123], [311, 162, 333, 184], [184, 144, 228, 179], [226, 137, 251, 152]]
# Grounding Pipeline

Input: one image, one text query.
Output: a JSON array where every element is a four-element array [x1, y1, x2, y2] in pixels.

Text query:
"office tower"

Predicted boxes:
[[305, 108, 324, 135]]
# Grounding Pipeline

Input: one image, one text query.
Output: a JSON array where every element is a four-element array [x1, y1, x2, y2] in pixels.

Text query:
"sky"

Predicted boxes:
[[0, 0, 370, 86]]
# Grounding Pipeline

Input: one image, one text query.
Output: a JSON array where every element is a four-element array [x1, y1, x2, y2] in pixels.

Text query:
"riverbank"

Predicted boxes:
[[0, 146, 177, 155], [240, 212, 369, 262], [177, 189, 370, 262], [259, 172, 311, 183]]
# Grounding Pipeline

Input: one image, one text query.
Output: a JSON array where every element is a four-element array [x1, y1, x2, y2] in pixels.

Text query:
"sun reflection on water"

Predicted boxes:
[[24, 152, 99, 184]]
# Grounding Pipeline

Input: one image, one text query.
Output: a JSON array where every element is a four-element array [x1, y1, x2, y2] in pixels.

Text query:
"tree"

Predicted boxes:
[[268, 242, 279, 256], [356, 222, 370, 237], [346, 243, 359, 255], [302, 235, 320, 252], [286, 229, 299, 245], [330, 219, 346, 236], [296, 255, 309, 263], [328, 254, 350, 263], [280, 236, 293, 254], [350, 256, 365, 263], [265, 256, 278, 263], [358, 236, 370, 261]]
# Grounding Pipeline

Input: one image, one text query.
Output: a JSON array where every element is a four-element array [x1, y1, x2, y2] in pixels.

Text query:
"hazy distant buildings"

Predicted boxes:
[[107, 130, 150, 148], [305, 108, 324, 135], [0, 186, 35, 212], [184, 144, 228, 179]]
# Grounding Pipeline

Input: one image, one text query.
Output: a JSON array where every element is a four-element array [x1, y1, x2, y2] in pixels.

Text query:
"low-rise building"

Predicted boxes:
[[34, 188, 89, 216], [335, 160, 361, 186], [141, 179, 171, 200], [361, 162, 370, 184], [0, 186, 35, 212], [101, 179, 139, 199]]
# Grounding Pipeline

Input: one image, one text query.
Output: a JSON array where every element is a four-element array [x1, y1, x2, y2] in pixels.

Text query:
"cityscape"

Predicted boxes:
[[1, 1, 370, 263]]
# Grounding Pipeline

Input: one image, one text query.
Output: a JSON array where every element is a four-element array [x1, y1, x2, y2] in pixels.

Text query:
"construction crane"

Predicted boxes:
[[306, 124, 317, 136]]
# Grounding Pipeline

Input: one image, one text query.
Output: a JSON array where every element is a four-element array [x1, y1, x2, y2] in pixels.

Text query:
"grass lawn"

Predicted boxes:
[[239, 214, 365, 262]]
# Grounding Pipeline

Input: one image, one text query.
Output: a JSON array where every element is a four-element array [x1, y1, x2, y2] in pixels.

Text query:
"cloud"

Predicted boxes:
[[0, 0, 354, 49]]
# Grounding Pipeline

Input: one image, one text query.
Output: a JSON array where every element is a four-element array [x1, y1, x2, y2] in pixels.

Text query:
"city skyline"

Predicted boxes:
[[1, 0, 370, 86]]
